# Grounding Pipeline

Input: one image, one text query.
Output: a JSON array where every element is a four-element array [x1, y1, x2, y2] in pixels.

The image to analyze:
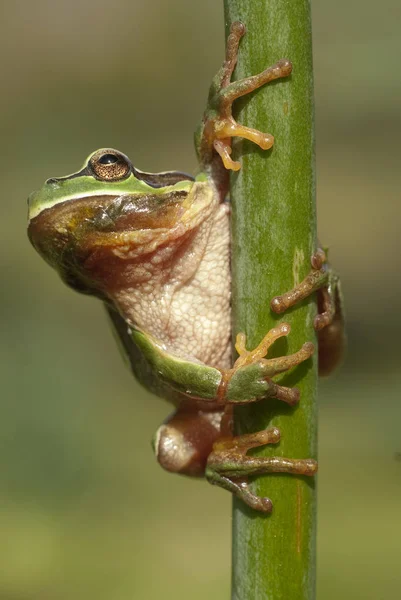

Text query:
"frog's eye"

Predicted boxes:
[[89, 149, 131, 181]]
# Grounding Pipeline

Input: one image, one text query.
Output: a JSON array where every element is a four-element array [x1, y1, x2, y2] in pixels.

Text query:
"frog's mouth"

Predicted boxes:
[[27, 186, 213, 296]]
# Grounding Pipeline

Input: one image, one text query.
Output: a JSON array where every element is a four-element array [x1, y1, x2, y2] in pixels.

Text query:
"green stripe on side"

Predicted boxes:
[[106, 305, 222, 404]]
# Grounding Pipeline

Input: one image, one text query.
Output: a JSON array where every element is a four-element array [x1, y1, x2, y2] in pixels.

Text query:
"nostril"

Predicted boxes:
[[46, 178, 58, 185]]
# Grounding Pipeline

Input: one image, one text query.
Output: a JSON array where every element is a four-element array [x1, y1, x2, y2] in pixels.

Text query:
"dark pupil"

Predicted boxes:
[[98, 154, 119, 165]]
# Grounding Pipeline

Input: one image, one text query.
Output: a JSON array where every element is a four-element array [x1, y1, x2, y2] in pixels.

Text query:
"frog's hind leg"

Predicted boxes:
[[205, 429, 317, 512], [153, 402, 224, 477], [270, 249, 345, 375], [315, 274, 344, 375]]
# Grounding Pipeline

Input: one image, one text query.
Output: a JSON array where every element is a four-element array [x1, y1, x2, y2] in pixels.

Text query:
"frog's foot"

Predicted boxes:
[[199, 21, 292, 171], [270, 249, 330, 324], [205, 428, 317, 512], [270, 249, 345, 375], [221, 322, 314, 406]]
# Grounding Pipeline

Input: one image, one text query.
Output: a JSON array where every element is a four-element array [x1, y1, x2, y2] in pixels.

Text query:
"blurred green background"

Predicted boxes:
[[2, 0, 401, 598]]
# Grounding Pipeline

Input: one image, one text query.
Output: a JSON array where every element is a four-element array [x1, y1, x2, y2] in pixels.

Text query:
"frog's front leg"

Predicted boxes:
[[197, 21, 292, 173], [224, 322, 314, 405], [270, 249, 345, 375]]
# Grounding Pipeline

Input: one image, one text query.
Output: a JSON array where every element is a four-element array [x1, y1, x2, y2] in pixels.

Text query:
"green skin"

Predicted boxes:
[[27, 23, 343, 513]]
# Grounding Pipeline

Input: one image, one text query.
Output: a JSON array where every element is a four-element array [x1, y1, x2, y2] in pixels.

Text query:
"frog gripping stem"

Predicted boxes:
[[206, 428, 317, 513], [270, 249, 345, 375], [206, 323, 316, 512], [198, 21, 292, 172]]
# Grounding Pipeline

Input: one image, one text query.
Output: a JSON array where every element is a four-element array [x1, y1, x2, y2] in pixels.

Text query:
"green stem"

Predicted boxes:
[[224, 2, 317, 599]]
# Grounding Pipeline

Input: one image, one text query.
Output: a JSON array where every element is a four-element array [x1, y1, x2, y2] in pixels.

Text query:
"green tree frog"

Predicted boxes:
[[27, 23, 343, 512]]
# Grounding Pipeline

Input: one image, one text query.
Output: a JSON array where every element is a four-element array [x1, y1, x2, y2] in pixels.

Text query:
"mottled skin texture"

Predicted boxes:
[[27, 23, 344, 512], [111, 193, 231, 369]]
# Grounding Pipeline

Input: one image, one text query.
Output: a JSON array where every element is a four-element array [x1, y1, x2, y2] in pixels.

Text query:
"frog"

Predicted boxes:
[[27, 22, 343, 513]]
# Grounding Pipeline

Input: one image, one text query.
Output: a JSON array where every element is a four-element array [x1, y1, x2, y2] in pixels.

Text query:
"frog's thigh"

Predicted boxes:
[[317, 283, 344, 376], [153, 402, 224, 477]]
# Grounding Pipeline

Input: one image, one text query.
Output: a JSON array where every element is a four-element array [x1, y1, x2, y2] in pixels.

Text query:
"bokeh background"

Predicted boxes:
[[2, 0, 401, 598]]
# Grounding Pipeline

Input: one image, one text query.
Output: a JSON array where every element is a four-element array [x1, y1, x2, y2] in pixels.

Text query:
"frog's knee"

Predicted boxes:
[[153, 423, 204, 476], [152, 408, 223, 477]]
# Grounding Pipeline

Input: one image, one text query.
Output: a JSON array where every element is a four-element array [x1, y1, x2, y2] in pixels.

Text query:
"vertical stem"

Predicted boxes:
[[224, 2, 317, 599]]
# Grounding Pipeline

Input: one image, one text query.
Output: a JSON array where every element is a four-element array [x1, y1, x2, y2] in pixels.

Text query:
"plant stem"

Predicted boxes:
[[224, 1, 317, 599]]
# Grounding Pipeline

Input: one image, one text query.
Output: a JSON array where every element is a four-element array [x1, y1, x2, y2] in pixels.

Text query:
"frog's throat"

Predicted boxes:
[[27, 182, 217, 298]]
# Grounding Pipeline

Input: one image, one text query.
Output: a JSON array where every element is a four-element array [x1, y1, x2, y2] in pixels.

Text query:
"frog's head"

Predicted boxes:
[[27, 149, 208, 297]]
